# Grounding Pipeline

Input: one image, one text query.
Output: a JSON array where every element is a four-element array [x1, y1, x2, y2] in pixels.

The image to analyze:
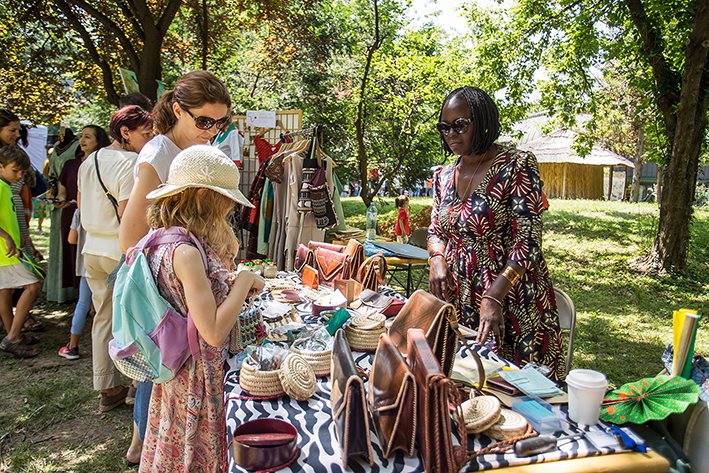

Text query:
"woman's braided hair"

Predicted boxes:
[[438, 86, 500, 156]]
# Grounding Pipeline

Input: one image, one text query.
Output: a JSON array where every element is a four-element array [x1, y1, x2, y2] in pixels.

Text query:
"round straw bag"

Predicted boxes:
[[291, 344, 332, 378], [239, 358, 285, 398], [461, 396, 502, 433], [278, 353, 317, 401], [346, 314, 386, 352], [483, 408, 529, 440]]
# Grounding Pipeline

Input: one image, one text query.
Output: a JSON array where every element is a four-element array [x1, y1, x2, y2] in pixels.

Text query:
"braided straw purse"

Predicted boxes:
[[278, 353, 317, 401], [239, 359, 286, 398], [345, 314, 386, 352]]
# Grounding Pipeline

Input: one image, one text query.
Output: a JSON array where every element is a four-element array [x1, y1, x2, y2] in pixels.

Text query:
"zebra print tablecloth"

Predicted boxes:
[[224, 275, 629, 472]]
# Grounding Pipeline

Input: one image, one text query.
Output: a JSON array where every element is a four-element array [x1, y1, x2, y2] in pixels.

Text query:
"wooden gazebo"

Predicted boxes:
[[521, 129, 634, 199]]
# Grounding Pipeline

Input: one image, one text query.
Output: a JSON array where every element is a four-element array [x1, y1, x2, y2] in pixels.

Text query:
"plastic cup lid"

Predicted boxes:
[[566, 369, 608, 389]]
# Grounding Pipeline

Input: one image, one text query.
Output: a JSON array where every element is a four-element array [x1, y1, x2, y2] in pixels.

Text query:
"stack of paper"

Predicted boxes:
[[672, 308, 702, 379]]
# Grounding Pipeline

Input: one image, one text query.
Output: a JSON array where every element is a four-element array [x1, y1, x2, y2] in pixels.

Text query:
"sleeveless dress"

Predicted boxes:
[[139, 239, 232, 472], [428, 147, 564, 380]]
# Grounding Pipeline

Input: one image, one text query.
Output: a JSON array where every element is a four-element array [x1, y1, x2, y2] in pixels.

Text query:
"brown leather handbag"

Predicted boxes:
[[369, 334, 417, 457], [309, 239, 365, 271], [294, 244, 314, 273], [313, 247, 351, 286], [407, 328, 467, 473], [388, 290, 460, 377], [357, 254, 387, 291], [330, 329, 373, 466]]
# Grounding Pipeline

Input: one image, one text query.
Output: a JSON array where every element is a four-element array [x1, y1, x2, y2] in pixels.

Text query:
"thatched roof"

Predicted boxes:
[[520, 128, 634, 168]]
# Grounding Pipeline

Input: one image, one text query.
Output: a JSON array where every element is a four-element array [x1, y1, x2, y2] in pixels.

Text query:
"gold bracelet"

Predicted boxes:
[[500, 266, 521, 286], [482, 294, 503, 307]]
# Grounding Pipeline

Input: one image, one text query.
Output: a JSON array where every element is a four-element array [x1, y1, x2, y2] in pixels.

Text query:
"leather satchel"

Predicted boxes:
[[357, 254, 387, 292], [388, 290, 460, 378], [369, 334, 417, 457], [313, 247, 351, 286], [308, 241, 345, 252], [294, 244, 314, 273], [330, 329, 373, 466], [407, 328, 467, 473]]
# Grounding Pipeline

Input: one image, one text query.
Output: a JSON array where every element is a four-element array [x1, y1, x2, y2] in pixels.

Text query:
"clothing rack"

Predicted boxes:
[[280, 125, 322, 143]]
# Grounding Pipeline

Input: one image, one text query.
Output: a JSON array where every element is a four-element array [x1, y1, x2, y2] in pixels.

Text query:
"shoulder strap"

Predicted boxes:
[[93, 150, 121, 223]]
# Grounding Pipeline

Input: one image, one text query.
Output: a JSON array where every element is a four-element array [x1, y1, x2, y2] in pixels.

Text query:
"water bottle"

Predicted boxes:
[[366, 201, 378, 241]]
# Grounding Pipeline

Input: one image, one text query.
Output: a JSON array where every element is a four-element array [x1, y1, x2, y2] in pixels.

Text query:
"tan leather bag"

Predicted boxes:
[[313, 247, 351, 286], [369, 333, 417, 457], [357, 254, 387, 292], [408, 328, 467, 473], [388, 290, 459, 377]]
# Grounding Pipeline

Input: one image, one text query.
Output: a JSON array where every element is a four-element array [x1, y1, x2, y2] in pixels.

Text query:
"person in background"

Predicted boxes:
[[428, 86, 564, 380], [0, 145, 42, 358], [119, 93, 153, 111], [45, 126, 80, 303], [137, 145, 263, 472], [118, 70, 232, 467], [57, 126, 110, 300], [394, 194, 411, 244], [56, 208, 90, 360], [78, 107, 153, 413]]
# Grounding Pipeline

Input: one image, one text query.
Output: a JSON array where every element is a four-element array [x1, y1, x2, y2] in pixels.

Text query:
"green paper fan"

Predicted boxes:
[[600, 375, 699, 424]]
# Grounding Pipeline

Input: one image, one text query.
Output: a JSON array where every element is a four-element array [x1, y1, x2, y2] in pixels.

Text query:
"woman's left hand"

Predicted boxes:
[[475, 297, 505, 349]]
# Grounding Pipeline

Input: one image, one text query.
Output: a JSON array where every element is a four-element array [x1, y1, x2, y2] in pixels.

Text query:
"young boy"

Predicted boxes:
[[0, 145, 42, 358]]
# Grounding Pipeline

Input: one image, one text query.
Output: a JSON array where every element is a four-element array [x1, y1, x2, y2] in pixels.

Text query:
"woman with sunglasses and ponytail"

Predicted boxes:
[[428, 86, 564, 380], [118, 70, 232, 467]]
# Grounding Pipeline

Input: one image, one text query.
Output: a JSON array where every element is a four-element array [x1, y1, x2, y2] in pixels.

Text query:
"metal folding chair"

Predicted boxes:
[[554, 287, 576, 376]]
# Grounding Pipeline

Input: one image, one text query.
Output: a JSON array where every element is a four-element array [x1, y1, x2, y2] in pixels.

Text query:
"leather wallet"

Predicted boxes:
[[313, 247, 351, 286], [407, 328, 467, 473], [355, 289, 393, 310], [330, 329, 373, 466], [382, 298, 405, 318], [369, 334, 417, 457], [232, 418, 298, 471], [486, 375, 522, 396], [301, 264, 319, 289], [388, 290, 458, 377]]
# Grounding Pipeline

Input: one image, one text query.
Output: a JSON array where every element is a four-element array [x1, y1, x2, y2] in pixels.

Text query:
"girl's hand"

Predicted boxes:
[[428, 255, 452, 301], [475, 297, 505, 350], [236, 271, 265, 298]]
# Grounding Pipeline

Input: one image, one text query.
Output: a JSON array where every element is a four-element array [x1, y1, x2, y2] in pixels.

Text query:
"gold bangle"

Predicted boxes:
[[500, 266, 521, 286], [482, 294, 503, 307]]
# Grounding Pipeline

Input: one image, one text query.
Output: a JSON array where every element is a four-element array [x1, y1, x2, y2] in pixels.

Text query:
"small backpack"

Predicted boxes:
[[109, 227, 207, 384]]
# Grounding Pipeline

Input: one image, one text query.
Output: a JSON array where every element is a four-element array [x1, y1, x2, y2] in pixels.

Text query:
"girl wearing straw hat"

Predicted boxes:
[[137, 145, 264, 472], [119, 70, 233, 466]]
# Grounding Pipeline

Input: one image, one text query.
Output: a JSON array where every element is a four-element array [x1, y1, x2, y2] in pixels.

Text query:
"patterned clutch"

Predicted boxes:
[[230, 301, 267, 354]]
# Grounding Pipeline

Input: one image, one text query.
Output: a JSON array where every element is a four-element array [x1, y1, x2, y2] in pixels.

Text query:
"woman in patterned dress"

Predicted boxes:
[[138, 145, 264, 472], [427, 86, 564, 380]]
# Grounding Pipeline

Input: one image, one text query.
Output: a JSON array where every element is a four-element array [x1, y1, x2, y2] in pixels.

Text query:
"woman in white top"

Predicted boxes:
[[77, 106, 154, 412], [118, 70, 232, 467]]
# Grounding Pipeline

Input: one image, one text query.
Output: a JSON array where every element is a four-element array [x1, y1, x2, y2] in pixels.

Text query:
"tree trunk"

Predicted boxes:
[[607, 166, 613, 200], [354, 0, 381, 209]]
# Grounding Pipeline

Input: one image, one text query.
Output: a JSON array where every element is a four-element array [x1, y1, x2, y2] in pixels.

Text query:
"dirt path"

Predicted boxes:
[[0, 298, 135, 472]]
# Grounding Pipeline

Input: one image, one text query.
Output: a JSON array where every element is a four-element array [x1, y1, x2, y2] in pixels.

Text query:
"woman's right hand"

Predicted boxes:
[[428, 255, 452, 301]]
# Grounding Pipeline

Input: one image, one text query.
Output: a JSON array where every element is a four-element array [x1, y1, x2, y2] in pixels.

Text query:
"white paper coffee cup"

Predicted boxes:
[[566, 369, 608, 425]]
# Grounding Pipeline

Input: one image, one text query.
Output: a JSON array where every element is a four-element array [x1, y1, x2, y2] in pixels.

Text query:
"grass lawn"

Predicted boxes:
[[0, 198, 706, 471]]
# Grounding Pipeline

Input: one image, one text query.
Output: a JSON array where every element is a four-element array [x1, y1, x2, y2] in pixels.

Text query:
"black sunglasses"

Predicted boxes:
[[181, 106, 231, 131], [436, 117, 472, 135]]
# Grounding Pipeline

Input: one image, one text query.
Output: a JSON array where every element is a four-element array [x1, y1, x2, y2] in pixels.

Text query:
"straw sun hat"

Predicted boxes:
[[146, 145, 253, 207]]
